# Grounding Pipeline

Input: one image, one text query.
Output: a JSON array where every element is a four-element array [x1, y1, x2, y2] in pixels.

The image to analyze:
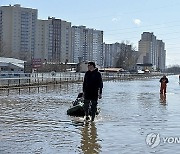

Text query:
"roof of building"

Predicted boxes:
[[0, 57, 25, 68], [0, 57, 25, 63]]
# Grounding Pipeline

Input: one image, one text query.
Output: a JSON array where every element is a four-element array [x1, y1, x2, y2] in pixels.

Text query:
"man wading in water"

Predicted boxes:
[[83, 62, 103, 121], [159, 75, 169, 95]]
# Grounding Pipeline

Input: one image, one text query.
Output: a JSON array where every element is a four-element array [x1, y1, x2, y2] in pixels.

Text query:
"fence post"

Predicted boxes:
[[19, 77, 20, 87], [60, 72, 61, 83], [38, 77, 40, 93], [42, 73, 43, 82]]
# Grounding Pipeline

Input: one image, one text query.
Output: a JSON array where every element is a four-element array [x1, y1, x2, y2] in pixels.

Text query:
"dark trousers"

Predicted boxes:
[[84, 99, 97, 120]]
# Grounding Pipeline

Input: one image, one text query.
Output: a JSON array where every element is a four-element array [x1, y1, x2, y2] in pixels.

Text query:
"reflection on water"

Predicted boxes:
[[1, 75, 180, 153], [160, 94, 167, 105], [80, 122, 101, 154]]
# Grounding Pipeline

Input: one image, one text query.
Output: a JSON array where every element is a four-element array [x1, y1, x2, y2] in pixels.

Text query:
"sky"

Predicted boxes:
[[1, 0, 180, 66]]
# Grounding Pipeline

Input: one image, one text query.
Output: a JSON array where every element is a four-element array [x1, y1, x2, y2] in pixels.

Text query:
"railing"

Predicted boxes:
[[0, 72, 168, 88], [0, 72, 84, 88], [0, 72, 170, 95]]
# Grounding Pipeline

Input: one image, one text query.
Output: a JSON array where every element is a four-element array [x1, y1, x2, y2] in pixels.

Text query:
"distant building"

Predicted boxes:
[[103, 43, 115, 67], [0, 4, 37, 61], [92, 29, 103, 66], [35, 19, 51, 62], [137, 32, 157, 67], [0, 4, 105, 68], [0, 57, 25, 74], [71, 26, 103, 66], [137, 32, 166, 71], [71, 26, 86, 63], [157, 40, 166, 71], [35, 17, 72, 63]]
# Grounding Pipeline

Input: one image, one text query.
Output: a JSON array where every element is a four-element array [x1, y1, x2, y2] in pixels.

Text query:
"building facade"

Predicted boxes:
[[138, 32, 157, 66], [35, 19, 50, 62], [71, 26, 85, 63], [0, 4, 37, 61], [103, 43, 120, 67], [138, 32, 166, 70], [71, 26, 103, 66], [35, 17, 72, 63], [103, 43, 112, 67], [157, 40, 166, 71]]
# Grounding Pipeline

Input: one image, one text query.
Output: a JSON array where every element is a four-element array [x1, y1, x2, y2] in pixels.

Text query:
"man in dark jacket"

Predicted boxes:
[[83, 62, 103, 121]]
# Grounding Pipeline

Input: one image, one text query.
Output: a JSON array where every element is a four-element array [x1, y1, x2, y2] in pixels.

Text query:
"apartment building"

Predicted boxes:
[[103, 43, 112, 67], [35, 19, 50, 61], [103, 43, 120, 67], [71, 26, 103, 66], [157, 40, 166, 71], [71, 26, 85, 63], [138, 32, 166, 71], [0, 4, 37, 61], [138, 32, 157, 65], [36, 17, 72, 63], [92, 30, 103, 66]]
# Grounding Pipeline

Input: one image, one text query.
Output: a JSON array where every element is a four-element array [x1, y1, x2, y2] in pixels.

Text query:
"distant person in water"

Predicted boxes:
[[159, 75, 169, 94], [83, 61, 103, 121]]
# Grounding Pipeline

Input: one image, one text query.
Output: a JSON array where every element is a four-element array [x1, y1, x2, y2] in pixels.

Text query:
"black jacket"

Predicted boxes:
[[83, 68, 103, 101]]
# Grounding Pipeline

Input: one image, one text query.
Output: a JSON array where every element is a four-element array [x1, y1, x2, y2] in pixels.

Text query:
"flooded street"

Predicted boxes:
[[0, 75, 180, 154]]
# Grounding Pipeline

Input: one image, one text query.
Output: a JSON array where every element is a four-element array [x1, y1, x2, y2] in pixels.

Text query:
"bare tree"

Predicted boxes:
[[115, 42, 139, 70]]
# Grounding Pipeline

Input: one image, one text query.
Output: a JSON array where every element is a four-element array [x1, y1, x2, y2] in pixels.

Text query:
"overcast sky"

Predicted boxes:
[[1, 0, 180, 66]]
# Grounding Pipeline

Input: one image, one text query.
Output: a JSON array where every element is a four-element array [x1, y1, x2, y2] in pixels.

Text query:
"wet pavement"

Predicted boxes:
[[0, 75, 180, 154]]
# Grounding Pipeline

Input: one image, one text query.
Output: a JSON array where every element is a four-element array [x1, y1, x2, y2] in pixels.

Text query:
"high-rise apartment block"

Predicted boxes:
[[35, 19, 51, 62], [0, 4, 37, 61], [72, 26, 103, 66], [36, 17, 72, 63], [71, 26, 86, 63], [103, 43, 112, 67], [157, 40, 166, 71], [138, 32, 166, 71], [103, 43, 120, 67]]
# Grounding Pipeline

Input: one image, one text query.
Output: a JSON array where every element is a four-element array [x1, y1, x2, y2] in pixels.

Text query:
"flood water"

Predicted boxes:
[[0, 75, 180, 154]]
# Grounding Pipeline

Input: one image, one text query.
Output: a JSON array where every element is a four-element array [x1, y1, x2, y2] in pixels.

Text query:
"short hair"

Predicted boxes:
[[88, 61, 96, 68]]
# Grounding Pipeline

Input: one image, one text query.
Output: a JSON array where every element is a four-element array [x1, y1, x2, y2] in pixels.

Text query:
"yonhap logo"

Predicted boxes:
[[146, 133, 161, 148], [146, 132, 180, 148]]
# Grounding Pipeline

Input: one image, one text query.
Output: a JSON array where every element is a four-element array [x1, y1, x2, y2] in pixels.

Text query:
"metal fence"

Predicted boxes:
[[0, 72, 84, 88], [0, 72, 167, 88], [0, 72, 169, 95]]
